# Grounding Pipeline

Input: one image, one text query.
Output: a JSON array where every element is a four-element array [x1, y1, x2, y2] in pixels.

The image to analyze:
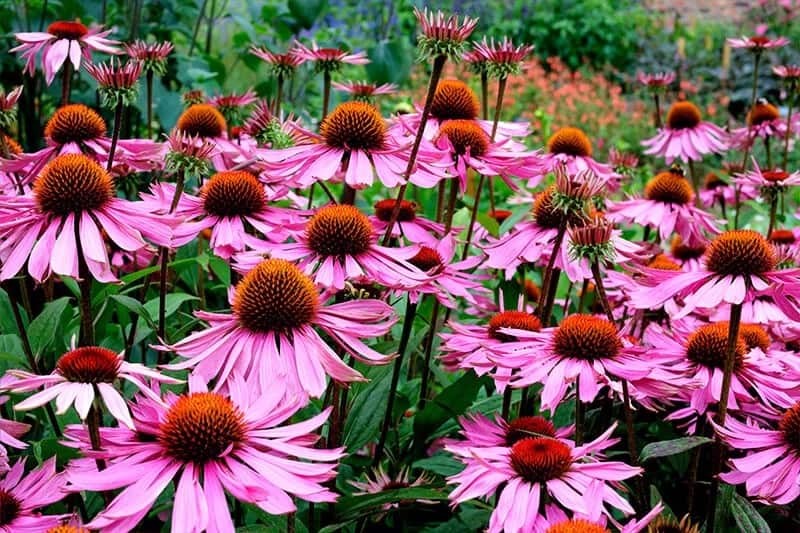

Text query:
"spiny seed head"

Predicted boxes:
[[56, 346, 120, 383], [34, 154, 114, 216], [159, 392, 246, 464], [737, 323, 771, 352], [704, 172, 726, 190], [747, 99, 780, 126], [553, 314, 621, 361], [645, 171, 694, 204], [47, 526, 91, 533], [430, 79, 480, 121], [438, 119, 490, 157], [505, 416, 557, 446], [233, 259, 318, 334], [647, 515, 702, 533], [547, 127, 592, 157], [306, 205, 374, 257], [320, 101, 386, 151], [47, 20, 88, 39], [779, 403, 800, 454], [685, 323, 745, 370], [374, 199, 416, 222], [44, 104, 107, 145], [2, 135, 22, 155], [704, 230, 777, 276], [488, 311, 541, 342], [666, 101, 702, 130], [201, 171, 266, 217], [176, 104, 227, 138], [510, 437, 572, 483], [546, 520, 610, 533], [532, 187, 586, 229], [671, 236, 706, 261], [769, 229, 795, 245], [0, 489, 20, 527], [408, 246, 443, 272], [648, 254, 682, 271], [568, 219, 615, 263]]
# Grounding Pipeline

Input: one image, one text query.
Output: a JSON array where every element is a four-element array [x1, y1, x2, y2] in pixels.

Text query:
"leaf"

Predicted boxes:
[[335, 487, 448, 519], [343, 366, 392, 451], [110, 295, 157, 331], [143, 294, 199, 322], [0, 288, 20, 333], [287, 0, 328, 29], [639, 436, 712, 462], [366, 39, 413, 85], [713, 483, 735, 533], [27, 297, 72, 357], [414, 371, 484, 440], [413, 453, 465, 477], [731, 492, 771, 533]]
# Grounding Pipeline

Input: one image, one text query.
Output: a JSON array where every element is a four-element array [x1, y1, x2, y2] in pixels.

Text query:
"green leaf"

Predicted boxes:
[[343, 366, 392, 451], [0, 288, 20, 333], [413, 452, 465, 477], [639, 436, 712, 462], [335, 487, 448, 519], [287, 0, 328, 29], [110, 295, 157, 330], [731, 492, 770, 533], [143, 294, 199, 322], [366, 39, 413, 85], [714, 484, 735, 533], [27, 297, 72, 357], [414, 371, 484, 440]]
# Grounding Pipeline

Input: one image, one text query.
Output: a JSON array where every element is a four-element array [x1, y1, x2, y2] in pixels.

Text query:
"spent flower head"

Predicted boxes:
[[165, 129, 215, 175], [0, 86, 22, 130], [414, 7, 478, 62], [124, 40, 173, 76], [85, 58, 142, 109]]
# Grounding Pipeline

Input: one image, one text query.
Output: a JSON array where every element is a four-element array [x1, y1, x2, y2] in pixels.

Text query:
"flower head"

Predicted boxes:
[[332, 80, 398, 102], [0, 87, 22, 130], [291, 41, 368, 73], [728, 35, 790, 52], [124, 40, 173, 76], [569, 217, 615, 264], [243, 101, 308, 148], [164, 129, 217, 175], [0, 459, 67, 532], [208, 90, 257, 126], [176, 103, 227, 139], [637, 71, 676, 90], [642, 101, 728, 163], [250, 45, 306, 78], [85, 58, 142, 109], [472, 37, 534, 78], [414, 7, 478, 61]]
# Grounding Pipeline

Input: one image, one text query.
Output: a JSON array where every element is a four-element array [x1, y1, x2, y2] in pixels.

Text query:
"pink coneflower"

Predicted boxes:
[[64, 375, 343, 531], [413, 7, 478, 61], [728, 35, 790, 51], [773, 64, 800, 80], [471, 37, 534, 78], [291, 41, 369, 71], [644, 322, 798, 427], [2, 345, 179, 429], [440, 306, 543, 391], [160, 258, 396, 397], [630, 230, 800, 318], [141, 170, 299, 258], [12, 21, 121, 84], [730, 99, 795, 150], [0, 396, 28, 454], [173, 103, 249, 169], [642, 101, 728, 163], [2, 103, 161, 181], [447, 413, 572, 455], [494, 314, 652, 411], [0, 86, 22, 130], [332, 80, 398, 100], [714, 404, 800, 504], [737, 158, 800, 190], [608, 147, 639, 173], [540, 126, 615, 182], [124, 39, 174, 76], [0, 458, 68, 531], [401, 236, 490, 309], [208, 89, 258, 124], [606, 167, 722, 245], [350, 466, 434, 517], [0, 154, 173, 282], [164, 128, 217, 175], [637, 71, 676, 89], [259, 101, 447, 190], [243, 100, 309, 149], [370, 198, 452, 246], [533, 502, 664, 533], [447, 424, 641, 532], [239, 204, 431, 291], [250, 45, 306, 77], [84, 58, 142, 108]]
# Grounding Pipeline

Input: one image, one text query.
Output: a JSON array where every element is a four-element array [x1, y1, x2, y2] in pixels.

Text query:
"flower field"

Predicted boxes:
[[0, 1, 799, 531]]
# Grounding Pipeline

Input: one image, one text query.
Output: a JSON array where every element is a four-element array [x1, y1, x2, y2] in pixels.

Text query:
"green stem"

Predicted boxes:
[[146, 70, 154, 139], [106, 101, 124, 172], [157, 170, 187, 349], [61, 62, 72, 106], [537, 220, 568, 326], [480, 71, 488, 120], [783, 92, 794, 169], [417, 299, 442, 409], [734, 52, 762, 229], [321, 71, 331, 122], [575, 381, 584, 446]]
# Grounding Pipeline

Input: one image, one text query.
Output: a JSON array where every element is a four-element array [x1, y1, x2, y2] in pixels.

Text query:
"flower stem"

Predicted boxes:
[[146, 70, 154, 139], [461, 174, 485, 260], [417, 299, 442, 410], [574, 382, 584, 446], [538, 219, 568, 326], [61, 62, 72, 106], [321, 71, 331, 122], [653, 93, 663, 129], [275, 74, 284, 118], [106, 101, 124, 172], [157, 170, 187, 351], [688, 159, 700, 203], [734, 52, 762, 229], [381, 54, 447, 246], [480, 71, 488, 120], [706, 302, 743, 532], [767, 192, 779, 237], [501, 388, 513, 420], [86, 400, 107, 471], [74, 223, 95, 347], [783, 92, 794, 169], [375, 298, 418, 466]]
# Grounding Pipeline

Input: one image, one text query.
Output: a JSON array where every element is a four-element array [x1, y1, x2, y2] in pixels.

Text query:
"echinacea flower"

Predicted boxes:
[[161, 258, 396, 397], [12, 21, 121, 84], [413, 7, 478, 61], [642, 101, 728, 163], [446, 412, 572, 456], [2, 345, 179, 429], [243, 101, 309, 149], [470, 37, 534, 79], [0, 154, 173, 282], [727, 35, 790, 51], [3, 103, 161, 181], [141, 170, 299, 258], [608, 147, 639, 174], [737, 159, 800, 192], [493, 314, 652, 410], [259, 101, 447, 190], [0, 86, 22, 130], [773, 64, 800, 80], [84, 58, 142, 109], [332, 80, 398, 101], [714, 404, 800, 504], [0, 458, 68, 531], [173, 103, 249, 168], [239, 204, 431, 290], [0, 396, 28, 454], [124, 39, 174, 76], [729, 98, 795, 150], [164, 128, 217, 175], [370, 198, 451, 246], [350, 466, 435, 517], [630, 230, 800, 318], [539, 126, 615, 182], [606, 166, 722, 245], [208, 90, 258, 125], [532, 501, 665, 533], [250, 45, 306, 79], [182, 89, 206, 106], [64, 375, 343, 531], [447, 424, 641, 532], [291, 41, 369, 72], [637, 71, 676, 90]]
